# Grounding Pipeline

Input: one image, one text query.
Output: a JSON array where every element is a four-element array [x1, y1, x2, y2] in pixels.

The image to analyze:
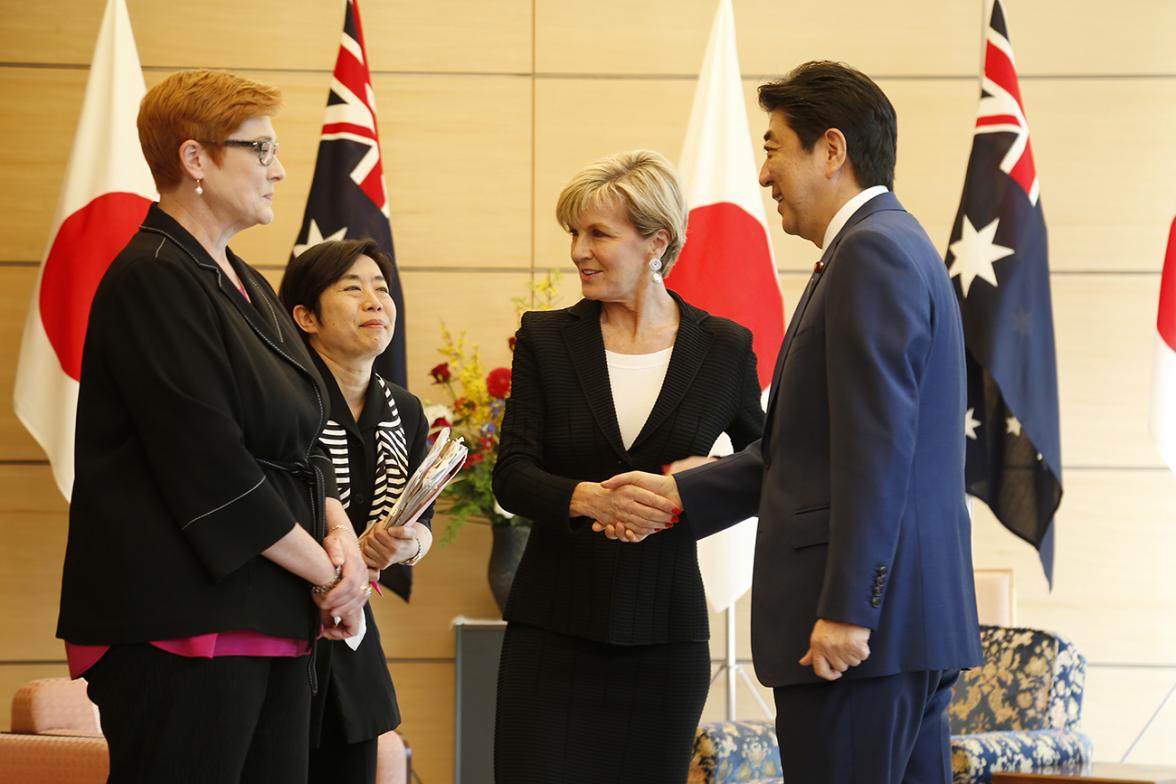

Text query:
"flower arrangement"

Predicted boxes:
[[426, 272, 562, 543]]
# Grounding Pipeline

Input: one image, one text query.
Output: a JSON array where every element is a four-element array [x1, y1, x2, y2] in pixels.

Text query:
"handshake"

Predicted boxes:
[[574, 455, 715, 543]]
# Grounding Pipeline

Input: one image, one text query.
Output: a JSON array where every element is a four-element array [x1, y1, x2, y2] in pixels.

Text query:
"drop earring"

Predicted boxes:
[[194, 179, 204, 196], [649, 257, 663, 283]]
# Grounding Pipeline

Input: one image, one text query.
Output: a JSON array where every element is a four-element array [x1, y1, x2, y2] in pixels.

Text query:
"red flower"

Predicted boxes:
[[429, 363, 451, 383], [480, 436, 495, 451], [430, 416, 451, 429], [508, 336, 517, 351], [463, 452, 485, 470], [486, 367, 512, 399]]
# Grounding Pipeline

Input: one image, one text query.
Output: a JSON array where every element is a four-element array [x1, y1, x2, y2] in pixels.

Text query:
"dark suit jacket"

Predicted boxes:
[[493, 291, 764, 645], [677, 192, 983, 686], [59, 204, 333, 644]]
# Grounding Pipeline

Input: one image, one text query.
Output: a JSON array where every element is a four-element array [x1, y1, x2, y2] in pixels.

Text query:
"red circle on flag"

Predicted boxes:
[[40, 192, 151, 380], [669, 202, 784, 389]]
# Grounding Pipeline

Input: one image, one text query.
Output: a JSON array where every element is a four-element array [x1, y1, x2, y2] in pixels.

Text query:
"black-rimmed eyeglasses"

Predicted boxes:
[[200, 139, 279, 166]]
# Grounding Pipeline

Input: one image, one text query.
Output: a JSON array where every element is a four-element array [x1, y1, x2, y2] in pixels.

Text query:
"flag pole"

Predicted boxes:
[[708, 603, 773, 720]]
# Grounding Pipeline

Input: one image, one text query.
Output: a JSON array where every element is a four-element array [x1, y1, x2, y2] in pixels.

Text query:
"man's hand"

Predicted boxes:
[[589, 471, 683, 542], [570, 473, 679, 543], [799, 618, 871, 681]]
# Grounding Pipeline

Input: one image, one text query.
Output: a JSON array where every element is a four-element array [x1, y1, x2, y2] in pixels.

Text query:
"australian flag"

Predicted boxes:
[[292, 0, 407, 389], [294, 0, 414, 601], [945, 0, 1062, 584]]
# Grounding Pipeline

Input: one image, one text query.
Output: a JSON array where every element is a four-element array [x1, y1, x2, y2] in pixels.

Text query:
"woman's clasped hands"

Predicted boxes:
[[314, 521, 370, 640]]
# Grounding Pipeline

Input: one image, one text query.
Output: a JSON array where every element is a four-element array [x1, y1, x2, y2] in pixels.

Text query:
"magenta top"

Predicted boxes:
[[66, 631, 310, 679]]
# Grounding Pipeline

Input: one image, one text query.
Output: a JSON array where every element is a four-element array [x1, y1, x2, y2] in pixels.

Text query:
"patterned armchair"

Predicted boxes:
[[949, 625, 1093, 783], [688, 626, 1093, 784]]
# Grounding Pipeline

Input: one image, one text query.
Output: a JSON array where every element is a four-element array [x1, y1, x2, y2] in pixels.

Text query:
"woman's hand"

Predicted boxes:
[[319, 607, 363, 641], [314, 523, 369, 619], [570, 480, 678, 541], [360, 522, 425, 571]]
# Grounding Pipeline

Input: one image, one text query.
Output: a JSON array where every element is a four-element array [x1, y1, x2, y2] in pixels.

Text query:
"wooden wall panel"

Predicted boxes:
[[0, 69, 88, 263], [0, 68, 532, 268], [0, 466, 69, 662], [536, 0, 1176, 78], [534, 0, 979, 77], [973, 470, 1176, 666], [371, 516, 502, 660], [533, 75, 1176, 275], [533, 78, 696, 266], [0, 0, 108, 66], [362, 0, 533, 74], [385, 660, 455, 784], [1023, 78, 1176, 272], [0, 0, 532, 74], [1053, 274, 1163, 468], [171, 72, 533, 270]]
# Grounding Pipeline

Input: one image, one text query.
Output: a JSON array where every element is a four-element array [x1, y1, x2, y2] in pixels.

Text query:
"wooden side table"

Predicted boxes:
[[992, 763, 1176, 783]]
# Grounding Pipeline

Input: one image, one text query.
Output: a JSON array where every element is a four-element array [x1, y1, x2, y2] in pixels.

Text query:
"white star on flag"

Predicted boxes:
[[292, 218, 347, 259], [948, 215, 1015, 297], [1006, 415, 1022, 436], [965, 408, 981, 440]]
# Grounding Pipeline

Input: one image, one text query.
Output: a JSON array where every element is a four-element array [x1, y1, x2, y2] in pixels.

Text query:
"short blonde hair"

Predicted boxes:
[[555, 150, 689, 274], [138, 69, 282, 190]]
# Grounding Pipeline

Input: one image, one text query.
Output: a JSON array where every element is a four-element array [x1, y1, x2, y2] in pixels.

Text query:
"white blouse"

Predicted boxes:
[[605, 347, 674, 450]]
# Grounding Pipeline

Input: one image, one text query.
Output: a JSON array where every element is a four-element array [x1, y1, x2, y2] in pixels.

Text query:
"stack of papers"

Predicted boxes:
[[361, 427, 468, 537]]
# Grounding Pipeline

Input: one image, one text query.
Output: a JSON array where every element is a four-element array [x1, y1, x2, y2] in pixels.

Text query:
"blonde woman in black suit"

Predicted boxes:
[[492, 150, 765, 783]]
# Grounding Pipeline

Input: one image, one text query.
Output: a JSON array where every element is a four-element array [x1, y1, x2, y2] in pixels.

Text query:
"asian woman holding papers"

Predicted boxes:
[[281, 239, 434, 784], [491, 151, 765, 783]]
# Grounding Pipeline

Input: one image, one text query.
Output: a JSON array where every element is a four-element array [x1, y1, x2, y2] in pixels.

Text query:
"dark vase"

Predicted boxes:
[[487, 522, 531, 614]]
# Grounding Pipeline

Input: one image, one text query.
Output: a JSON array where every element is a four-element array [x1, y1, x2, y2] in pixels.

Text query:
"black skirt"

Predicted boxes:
[[494, 622, 710, 784]]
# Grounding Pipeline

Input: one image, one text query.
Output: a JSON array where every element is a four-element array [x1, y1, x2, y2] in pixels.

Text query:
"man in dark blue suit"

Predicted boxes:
[[600, 62, 983, 782]]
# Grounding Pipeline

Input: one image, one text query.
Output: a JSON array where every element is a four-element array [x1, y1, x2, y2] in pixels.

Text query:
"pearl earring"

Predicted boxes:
[[649, 257, 663, 283], [194, 179, 204, 196]]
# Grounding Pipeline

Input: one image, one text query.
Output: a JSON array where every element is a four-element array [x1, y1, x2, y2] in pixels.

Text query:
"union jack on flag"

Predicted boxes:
[[945, 0, 1062, 584], [292, 0, 407, 388], [973, 3, 1039, 205]]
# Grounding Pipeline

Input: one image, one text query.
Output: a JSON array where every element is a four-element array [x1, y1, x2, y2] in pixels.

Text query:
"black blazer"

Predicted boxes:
[[58, 204, 334, 644], [492, 292, 764, 645], [310, 352, 433, 744]]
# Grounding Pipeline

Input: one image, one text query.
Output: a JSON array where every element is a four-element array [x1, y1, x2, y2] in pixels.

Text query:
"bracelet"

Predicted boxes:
[[310, 564, 343, 595], [327, 524, 355, 537], [402, 537, 424, 567]]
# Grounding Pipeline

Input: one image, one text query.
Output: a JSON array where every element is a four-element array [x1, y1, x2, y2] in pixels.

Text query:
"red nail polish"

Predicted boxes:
[[672, 515, 680, 523], [672, 508, 682, 515], [661, 464, 672, 474]]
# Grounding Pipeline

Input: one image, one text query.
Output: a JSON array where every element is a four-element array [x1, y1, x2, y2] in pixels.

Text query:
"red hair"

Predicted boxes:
[[137, 69, 281, 190]]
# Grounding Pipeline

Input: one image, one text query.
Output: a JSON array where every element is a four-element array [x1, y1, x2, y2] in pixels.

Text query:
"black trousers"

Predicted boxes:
[[495, 623, 710, 784], [85, 644, 311, 784], [773, 669, 960, 784], [308, 736, 378, 784]]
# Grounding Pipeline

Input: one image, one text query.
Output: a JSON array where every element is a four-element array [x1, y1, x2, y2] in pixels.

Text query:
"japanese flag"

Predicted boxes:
[[671, 0, 785, 611], [14, 0, 155, 499]]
